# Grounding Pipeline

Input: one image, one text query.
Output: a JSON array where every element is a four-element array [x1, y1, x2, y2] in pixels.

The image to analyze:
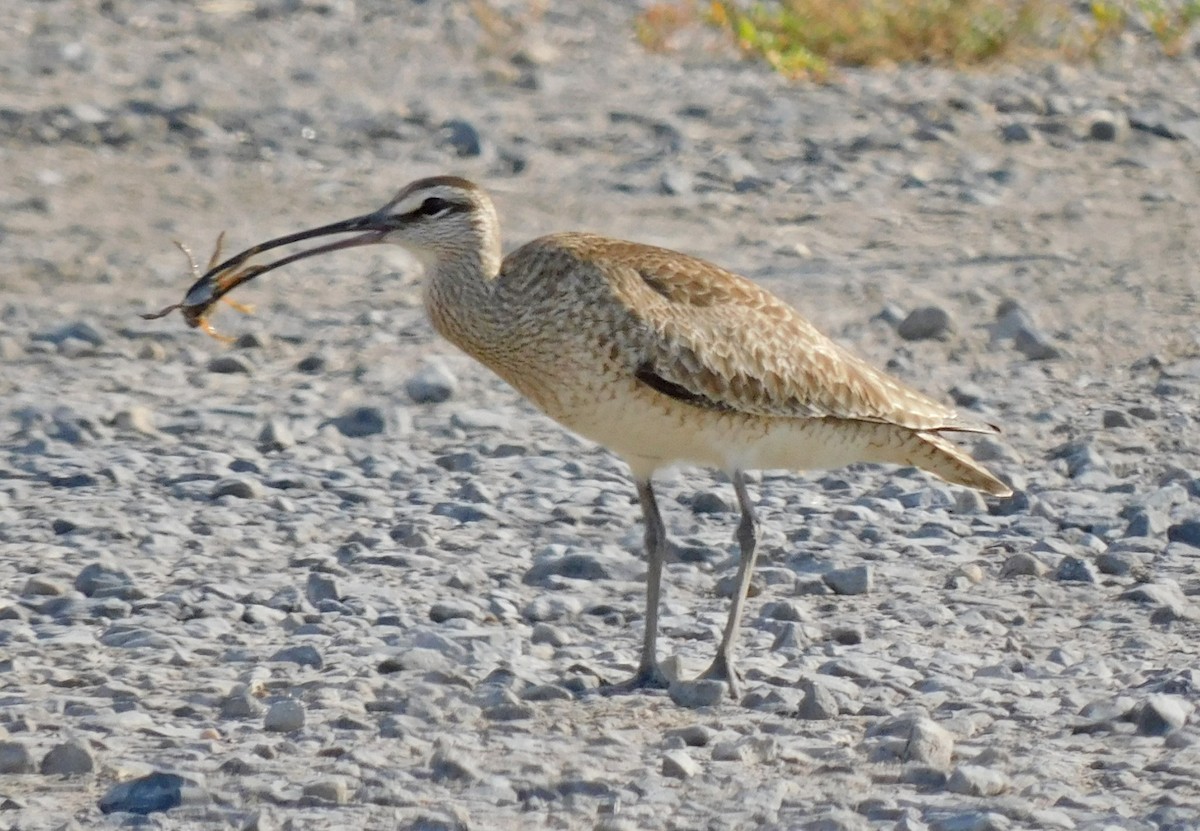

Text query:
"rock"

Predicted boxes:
[[0, 741, 36, 773], [1120, 582, 1193, 619], [305, 572, 341, 605], [1136, 695, 1191, 736], [270, 645, 323, 669], [211, 476, 264, 499], [221, 685, 265, 719], [32, 320, 106, 347], [999, 551, 1048, 578], [302, 777, 350, 804], [430, 747, 481, 782], [796, 679, 840, 720], [406, 361, 458, 403], [330, 406, 388, 437], [1102, 409, 1132, 429], [263, 699, 305, 732], [524, 548, 628, 584], [259, 419, 295, 451], [661, 749, 700, 779], [1124, 506, 1168, 537], [99, 771, 186, 815], [665, 725, 715, 747], [74, 562, 137, 598], [947, 764, 1009, 796], [1054, 556, 1097, 583], [823, 565, 873, 595], [40, 740, 95, 775], [21, 575, 66, 596], [112, 406, 157, 435], [1086, 109, 1126, 142], [1000, 122, 1033, 142], [668, 679, 726, 709], [659, 167, 694, 196], [897, 306, 952, 341], [449, 408, 511, 431], [1168, 520, 1200, 548], [991, 300, 1060, 360], [441, 119, 482, 157], [207, 354, 254, 374], [429, 601, 478, 623], [691, 490, 733, 514], [297, 353, 327, 373], [903, 718, 955, 768]]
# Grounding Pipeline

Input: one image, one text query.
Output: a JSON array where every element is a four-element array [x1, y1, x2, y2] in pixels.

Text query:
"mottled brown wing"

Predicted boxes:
[[586, 238, 993, 433]]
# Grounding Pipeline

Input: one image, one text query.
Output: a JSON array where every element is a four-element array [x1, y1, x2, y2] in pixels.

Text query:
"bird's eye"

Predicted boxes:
[[418, 197, 451, 216]]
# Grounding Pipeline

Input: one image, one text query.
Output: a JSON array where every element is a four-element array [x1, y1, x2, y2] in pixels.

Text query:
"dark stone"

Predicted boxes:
[[99, 772, 186, 815]]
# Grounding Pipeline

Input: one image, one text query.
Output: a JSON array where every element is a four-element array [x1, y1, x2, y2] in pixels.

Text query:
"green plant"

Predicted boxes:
[[635, 0, 1200, 79]]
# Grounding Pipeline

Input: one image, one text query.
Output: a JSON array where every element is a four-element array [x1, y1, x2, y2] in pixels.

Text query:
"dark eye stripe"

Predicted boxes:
[[406, 197, 469, 219]]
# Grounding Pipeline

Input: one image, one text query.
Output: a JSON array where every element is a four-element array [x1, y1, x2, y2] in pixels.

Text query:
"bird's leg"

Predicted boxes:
[[603, 478, 671, 692], [699, 470, 760, 699]]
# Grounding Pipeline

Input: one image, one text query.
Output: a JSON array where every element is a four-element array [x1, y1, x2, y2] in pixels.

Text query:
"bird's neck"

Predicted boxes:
[[421, 243, 504, 355]]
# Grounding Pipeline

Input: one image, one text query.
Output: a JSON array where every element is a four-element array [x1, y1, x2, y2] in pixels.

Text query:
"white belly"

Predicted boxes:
[[544, 378, 895, 480]]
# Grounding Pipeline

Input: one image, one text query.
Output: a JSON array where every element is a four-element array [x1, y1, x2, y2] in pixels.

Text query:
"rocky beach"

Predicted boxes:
[[1, 2, 1199, 829]]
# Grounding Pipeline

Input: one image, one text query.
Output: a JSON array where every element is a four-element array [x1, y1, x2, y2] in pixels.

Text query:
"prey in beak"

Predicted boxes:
[[141, 209, 390, 340]]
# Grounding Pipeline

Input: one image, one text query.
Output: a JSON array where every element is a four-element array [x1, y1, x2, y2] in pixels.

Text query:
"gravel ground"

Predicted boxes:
[[2, 2, 1200, 829]]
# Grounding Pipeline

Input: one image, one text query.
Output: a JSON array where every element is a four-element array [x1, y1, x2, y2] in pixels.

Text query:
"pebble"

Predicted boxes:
[[112, 406, 157, 435], [305, 572, 341, 604], [270, 644, 324, 669], [406, 361, 458, 403], [302, 777, 350, 804], [207, 354, 254, 374], [946, 764, 1009, 796], [441, 119, 483, 157], [999, 551, 1048, 578], [330, 405, 388, 437], [32, 320, 106, 347], [39, 739, 95, 775], [430, 747, 482, 782], [1054, 556, 1097, 583], [661, 748, 700, 779], [897, 306, 952, 341], [1136, 695, 1191, 736], [1086, 109, 1126, 141], [991, 300, 1061, 360], [796, 679, 841, 720], [221, 685, 265, 719], [99, 771, 186, 815], [259, 418, 295, 451], [823, 565, 873, 595], [1168, 520, 1200, 548], [0, 741, 36, 773], [74, 561, 137, 598], [1000, 122, 1033, 142], [263, 699, 306, 732], [211, 476, 264, 499], [668, 679, 727, 709]]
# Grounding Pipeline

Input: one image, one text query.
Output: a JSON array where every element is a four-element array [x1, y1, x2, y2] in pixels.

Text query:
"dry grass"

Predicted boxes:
[[636, 0, 1200, 80]]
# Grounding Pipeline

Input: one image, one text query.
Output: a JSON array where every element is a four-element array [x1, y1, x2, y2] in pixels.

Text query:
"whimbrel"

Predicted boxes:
[[163, 176, 1012, 699]]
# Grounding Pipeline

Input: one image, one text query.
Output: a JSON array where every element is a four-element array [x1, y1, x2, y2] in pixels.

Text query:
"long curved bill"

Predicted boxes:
[[141, 209, 391, 336]]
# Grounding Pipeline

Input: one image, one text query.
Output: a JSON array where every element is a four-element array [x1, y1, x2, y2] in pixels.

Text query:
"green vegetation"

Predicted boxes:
[[636, 0, 1200, 80]]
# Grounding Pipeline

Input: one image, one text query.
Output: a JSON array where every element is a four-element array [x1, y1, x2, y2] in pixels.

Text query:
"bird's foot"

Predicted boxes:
[[697, 654, 743, 700], [600, 663, 672, 695]]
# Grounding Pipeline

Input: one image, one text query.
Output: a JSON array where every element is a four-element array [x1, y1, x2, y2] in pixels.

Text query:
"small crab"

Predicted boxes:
[[142, 206, 389, 340], [141, 232, 261, 341]]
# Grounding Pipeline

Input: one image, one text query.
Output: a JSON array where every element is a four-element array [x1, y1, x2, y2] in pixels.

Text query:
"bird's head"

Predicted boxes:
[[173, 176, 502, 323]]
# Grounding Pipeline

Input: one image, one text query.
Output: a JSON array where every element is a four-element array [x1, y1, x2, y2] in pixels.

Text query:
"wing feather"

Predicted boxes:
[[579, 238, 996, 434]]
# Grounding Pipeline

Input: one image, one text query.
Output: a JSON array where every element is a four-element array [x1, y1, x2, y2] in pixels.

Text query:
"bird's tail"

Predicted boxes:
[[901, 429, 1012, 497]]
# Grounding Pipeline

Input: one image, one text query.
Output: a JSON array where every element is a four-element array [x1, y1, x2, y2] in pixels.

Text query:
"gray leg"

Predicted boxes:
[[699, 470, 760, 699], [603, 478, 670, 692]]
